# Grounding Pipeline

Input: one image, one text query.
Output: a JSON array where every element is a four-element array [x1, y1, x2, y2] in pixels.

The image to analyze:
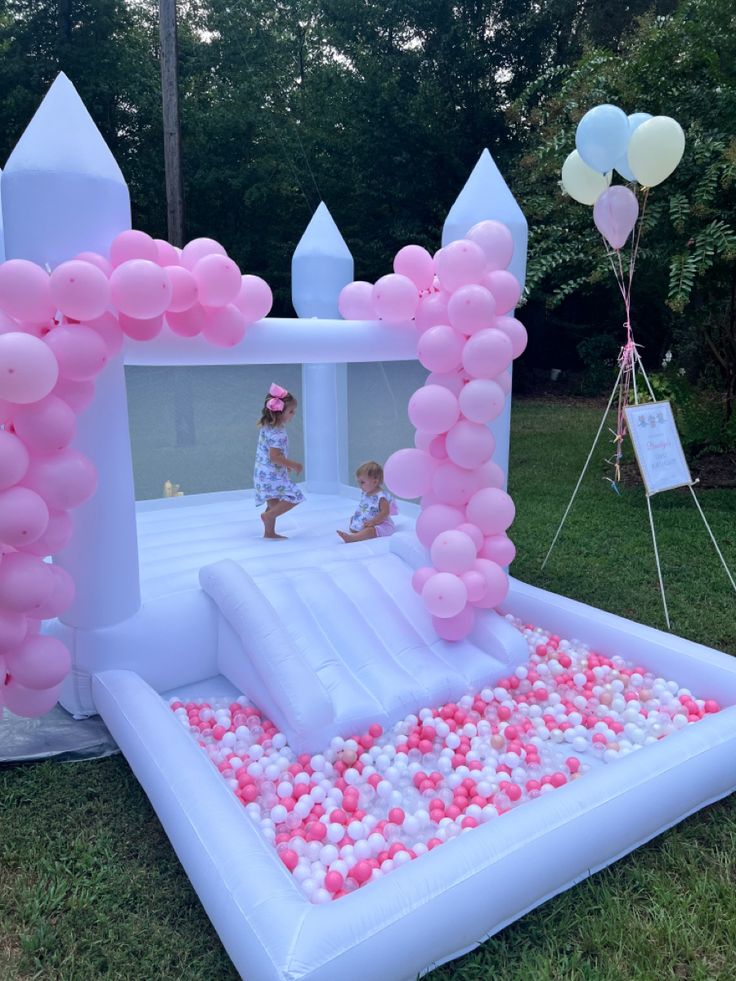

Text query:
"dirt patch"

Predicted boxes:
[[621, 452, 736, 490]]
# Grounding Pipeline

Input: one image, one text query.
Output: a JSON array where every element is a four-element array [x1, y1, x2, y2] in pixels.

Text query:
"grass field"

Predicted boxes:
[[2, 398, 735, 981]]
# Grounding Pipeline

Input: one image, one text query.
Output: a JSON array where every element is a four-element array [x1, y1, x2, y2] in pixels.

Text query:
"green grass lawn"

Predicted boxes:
[[2, 399, 735, 980]]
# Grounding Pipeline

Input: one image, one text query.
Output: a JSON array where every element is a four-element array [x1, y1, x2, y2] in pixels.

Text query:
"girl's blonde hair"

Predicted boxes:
[[258, 391, 297, 427], [356, 460, 384, 483]]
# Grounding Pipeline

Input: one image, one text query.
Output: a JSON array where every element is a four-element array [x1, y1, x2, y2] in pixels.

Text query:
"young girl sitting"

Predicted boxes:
[[337, 461, 397, 543], [254, 383, 304, 539]]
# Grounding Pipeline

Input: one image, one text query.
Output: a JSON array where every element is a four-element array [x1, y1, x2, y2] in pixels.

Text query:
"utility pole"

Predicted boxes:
[[159, 0, 184, 247]]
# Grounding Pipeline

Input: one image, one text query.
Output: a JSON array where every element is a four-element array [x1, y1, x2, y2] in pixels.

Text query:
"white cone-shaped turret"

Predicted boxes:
[[291, 202, 354, 318]]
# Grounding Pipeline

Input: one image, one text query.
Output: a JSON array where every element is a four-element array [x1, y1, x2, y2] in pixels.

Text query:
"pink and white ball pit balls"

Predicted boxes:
[[171, 620, 721, 904]]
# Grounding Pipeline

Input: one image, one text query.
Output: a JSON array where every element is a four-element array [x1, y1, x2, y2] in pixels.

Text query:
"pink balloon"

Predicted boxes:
[[193, 253, 242, 307], [495, 369, 512, 396], [432, 461, 480, 506], [415, 292, 449, 332], [110, 230, 159, 267], [462, 328, 513, 379], [49, 261, 110, 321], [154, 238, 181, 267], [0, 260, 55, 323], [466, 487, 515, 535], [338, 281, 374, 320], [435, 240, 486, 293], [448, 285, 496, 335], [460, 570, 486, 603], [52, 377, 96, 413], [0, 430, 30, 489], [415, 504, 465, 549], [467, 220, 514, 270], [414, 430, 433, 452], [0, 609, 27, 649], [181, 238, 227, 270], [234, 275, 273, 322], [593, 186, 639, 250], [445, 420, 495, 469], [44, 325, 108, 380], [3, 677, 62, 717], [422, 572, 468, 618], [32, 563, 75, 619], [109, 260, 172, 319], [432, 605, 475, 641], [4, 634, 71, 690], [417, 324, 464, 373], [393, 245, 434, 292], [458, 378, 506, 423], [411, 566, 436, 595], [372, 274, 419, 322], [119, 313, 164, 341], [482, 270, 522, 315], [23, 448, 97, 510], [384, 448, 436, 499], [0, 552, 54, 613], [427, 369, 465, 396], [496, 316, 528, 359], [0, 486, 49, 546], [475, 459, 506, 489], [166, 267, 199, 313], [456, 522, 483, 552], [75, 252, 112, 277], [0, 332, 59, 404], [428, 434, 448, 459], [166, 304, 205, 337], [86, 312, 124, 356], [430, 530, 477, 574], [479, 533, 516, 565], [201, 305, 247, 347], [472, 558, 509, 608], [19, 509, 73, 558], [408, 385, 459, 434], [14, 394, 77, 456]]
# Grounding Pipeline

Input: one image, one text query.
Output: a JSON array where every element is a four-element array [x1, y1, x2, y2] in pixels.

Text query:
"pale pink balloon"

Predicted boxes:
[[201, 305, 247, 347], [110, 260, 172, 319], [414, 430, 433, 452], [593, 186, 639, 250], [338, 281, 374, 320], [415, 504, 465, 549], [429, 434, 448, 459], [4, 634, 71, 690], [462, 328, 513, 379], [432, 605, 475, 641], [411, 566, 436, 595], [44, 325, 108, 381], [496, 315, 528, 359], [408, 385, 459, 434], [0, 552, 54, 612], [119, 313, 164, 341], [466, 487, 516, 535], [427, 369, 465, 396], [420, 490, 442, 508], [86, 312, 124, 356], [110, 230, 159, 267], [456, 522, 483, 552], [154, 238, 181, 267], [431, 460, 480, 506], [166, 267, 199, 313], [49, 260, 110, 321], [52, 377, 96, 413], [430, 530, 477, 574], [472, 557, 509, 608], [460, 570, 486, 603], [0, 430, 30, 489], [384, 448, 436, 499], [32, 564, 75, 620], [23, 448, 97, 510], [0, 486, 49, 546], [181, 237, 227, 270], [435, 240, 486, 293], [3, 677, 62, 717], [415, 292, 449, 332], [482, 270, 522, 316], [234, 275, 273, 322], [166, 305, 205, 337], [448, 284, 496, 335], [467, 220, 514, 270], [446, 420, 495, 469], [0, 609, 27, 649], [75, 252, 112, 276], [495, 369, 512, 396], [0, 332, 59, 404], [479, 533, 516, 565], [458, 378, 506, 423], [422, 572, 468, 618], [417, 324, 464, 373], [475, 459, 506, 489], [193, 254, 242, 307], [393, 245, 434, 292], [0, 260, 55, 323], [19, 509, 73, 558], [372, 274, 419, 323]]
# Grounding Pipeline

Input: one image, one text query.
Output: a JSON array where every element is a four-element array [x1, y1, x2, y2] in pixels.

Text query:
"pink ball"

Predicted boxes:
[[384, 448, 436, 499], [181, 237, 227, 271], [435, 240, 487, 293], [415, 504, 465, 549], [0, 260, 55, 324], [431, 461, 480, 506], [193, 253, 242, 307], [495, 369, 512, 396], [201, 305, 247, 348], [445, 420, 495, 469], [475, 460, 506, 489], [75, 252, 112, 277], [427, 369, 465, 396], [462, 328, 514, 379], [417, 325, 464, 373], [49, 260, 110, 321], [466, 220, 514, 270], [483, 270, 522, 315], [109, 230, 159, 267], [166, 266, 199, 313], [234, 275, 273, 322], [166, 305, 205, 337], [415, 292, 449, 332], [372, 274, 419, 322], [496, 316, 528, 359], [458, 378, 506, 423], [0, 332, 59, 404], [448, 285, 496, 336], [3, 678, 62, 718], [430, 530, 477, 574], [0, 609, 27, 649], [19, 509, 74, 558], [460, 570, 486, 602], [414, 430, 433, 452], [324, 870, 344, 893], [411, 566, 436, 594], [44, 325, 108, 381], [87, 312, 124, 356], [0, 552, 54, 613], [0, 486, 49, 546], [110, 259, 172, 319], [456, 522, 484, 551], [422, 572, 468, 618], [479, 533, 516, 565], [154, 238, 181, 267], [4, 635, 71, 690], [0, 430, 30, 489], [338, 281, 374, 320], [429, 435, 448, 460], [351, 860, 372, 884], [32, 563, 75, 619], [119, 313, 164, 341], [23, 448, 97, 510], [432, 605, 475, 640], [472, 558, 509, 608], [52, 377, 96, 414], [408, 385, 459, 434], [393, 245, 434, 292], [466, 487, 515, 535]]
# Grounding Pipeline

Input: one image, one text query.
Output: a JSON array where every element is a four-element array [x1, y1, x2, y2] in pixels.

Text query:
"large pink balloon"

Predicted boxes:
[[408, 385, 459, 434], [235, 275, 273, 321], [0, 260, 55, 323], [181, 237, 227, 270], [430, 530, 477, 575], [338, 281, 374, 320], [479, 533, 516, 565], [0, 609, 27, 649], [496, 316, 528, 359], [119, 313, 164, 341], [460, 570, 486, 602], [372, 274, 419, 322], [384, 448, 436, 499], [422, 572, 468, 618], [166, 266, 199, 313], [49, 260, 110, 321], [193, 253, 242, 307], [417, 324, 464, 373], [445, 420, 495, 469], [23, 448, 97, 510], [482, 270, 522, 315], [32, 563, 75, 619], [415, 292, 449, 332], [431, 461, 480, 506], [415, 504, 465, 548], [201, 305, 247, 347], [393, 245, 434, 292], [472, 558, 509, 608], [456, 522, 484, 552], [466, 487, 515, 535], [19, 508, 74, 558], [475, 459, 506, 489], [448, 285, 496, 336], [0, 430, 30, 489], [166, 305, 205, 337], [0, 552, 54, 613], [75, 251, 112, 277], [458, 378, 506, 423], [52, 377, 96, 413], [462, 328, 513, 379], [495, 369, 512, 396], [0, 332, 59, 404], [3, 677, 62, 717], [435, 240, 486, 293], [411, 566, 436, 595], [593, 185, 639, 250], [110, 230, 159, 267], [44, 325, 108, 381], [110, 260, 172, 319], [4, 634, 71, 690], [432, 605, 475, 641], [467, 220, 514, 270], [426, 368, 465, 396], [0, 486, 49, 547], [86, 312, 124, 356], [154, 238, 181, 267]]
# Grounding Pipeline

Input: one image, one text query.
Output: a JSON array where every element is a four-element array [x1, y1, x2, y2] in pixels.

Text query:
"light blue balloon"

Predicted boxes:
[[614, 113, 652, 181], [575, 104, 630, 174]]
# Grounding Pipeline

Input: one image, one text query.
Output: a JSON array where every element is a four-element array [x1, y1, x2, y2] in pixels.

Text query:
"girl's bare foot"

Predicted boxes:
[[261, 512, 286, 538], [264, 531, 288, 540], [337, 529, 352, 543]]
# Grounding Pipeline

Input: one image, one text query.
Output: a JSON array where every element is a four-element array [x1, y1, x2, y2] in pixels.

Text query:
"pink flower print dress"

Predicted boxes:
[[349, 490, 397, 537], [253, 426, 305, 506]]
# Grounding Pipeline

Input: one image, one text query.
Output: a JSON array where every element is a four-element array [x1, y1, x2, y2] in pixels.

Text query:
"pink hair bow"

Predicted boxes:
[[267, 382, 288, 412]]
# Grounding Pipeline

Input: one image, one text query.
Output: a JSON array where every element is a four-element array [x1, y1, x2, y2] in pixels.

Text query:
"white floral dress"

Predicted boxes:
[[253, 426, 305, 506], [349, 490, 397, 534]]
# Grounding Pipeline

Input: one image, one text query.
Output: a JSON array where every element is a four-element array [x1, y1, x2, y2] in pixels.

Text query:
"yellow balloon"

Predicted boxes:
[[561, 150, 612, 205], [627, 116, 685, 187]]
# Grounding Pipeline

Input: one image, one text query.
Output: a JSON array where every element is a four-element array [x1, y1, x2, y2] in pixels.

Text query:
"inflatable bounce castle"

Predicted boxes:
[[1, 76, 735, 981]]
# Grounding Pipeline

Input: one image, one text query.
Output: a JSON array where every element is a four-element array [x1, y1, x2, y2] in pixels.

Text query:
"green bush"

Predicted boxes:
[[640, 365, 735, 457], [576, 334, 620, 396]]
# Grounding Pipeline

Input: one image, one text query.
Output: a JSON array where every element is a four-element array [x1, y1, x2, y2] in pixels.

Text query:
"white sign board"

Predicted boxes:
[[624, 400, 692, 495]]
